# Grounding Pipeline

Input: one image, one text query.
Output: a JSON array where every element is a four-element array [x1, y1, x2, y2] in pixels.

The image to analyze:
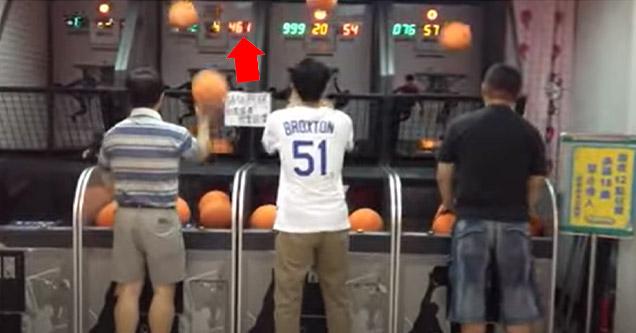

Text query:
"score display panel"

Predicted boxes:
[[392, 8, 446, 53], [281, 20, 363, 54]]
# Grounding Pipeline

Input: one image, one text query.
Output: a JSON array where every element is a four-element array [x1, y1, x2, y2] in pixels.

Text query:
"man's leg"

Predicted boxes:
[[149, 284, 176, 333], [274, 232, 317, 333], [448, 220, 491, 333], [496, 222, 542, 332], [143, 209, 186, 333], [115, 282, 143, 333], [315, 230, 351, 333], [112, 208, 146, 333]]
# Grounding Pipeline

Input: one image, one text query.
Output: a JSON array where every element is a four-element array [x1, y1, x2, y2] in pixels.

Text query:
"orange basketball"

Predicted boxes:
[[431, 205, 456, 235], [529, 214, 544, 237], [349, 208, 383, 232], [168, 1, 199, 29], [249, 205, 277, 229], [177, 197, 191, 224], [208, 139, 234, 155], [306, 0, 337, 11], [198, 190, 230, 210], [439, 22, 472, 51], [191, 69, 228, 106], [199, 199, 232, 228], [95, 201, 117, 227]]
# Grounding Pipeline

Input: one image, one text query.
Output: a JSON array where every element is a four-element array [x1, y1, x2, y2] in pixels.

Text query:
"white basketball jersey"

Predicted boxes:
[[262, 106, 354, 233]]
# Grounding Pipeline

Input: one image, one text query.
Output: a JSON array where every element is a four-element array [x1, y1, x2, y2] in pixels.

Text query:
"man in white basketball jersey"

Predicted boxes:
[[262, 58, 354, 333]]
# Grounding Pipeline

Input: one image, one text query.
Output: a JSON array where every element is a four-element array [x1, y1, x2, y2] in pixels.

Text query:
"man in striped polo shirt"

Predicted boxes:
[[98, 67, 213, 333]]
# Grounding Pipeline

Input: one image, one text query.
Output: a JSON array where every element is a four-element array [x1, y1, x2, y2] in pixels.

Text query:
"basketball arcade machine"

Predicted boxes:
[[378, 2, 558, 332], [236, 2, 401, 333], [76, 1, 267, 333], [0, 1, 147, 332]]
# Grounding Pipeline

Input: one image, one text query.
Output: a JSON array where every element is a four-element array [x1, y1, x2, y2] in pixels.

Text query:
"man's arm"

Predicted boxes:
[[436, 123, 459, 211], [437, 163, 455, 211], [261, 114, 278, 155], [527, 176, 544, 214], [345, 116, 355, 152], [527, 128, 548, 214], [97, 146, 114, 192], [181, 104, 222, 162]]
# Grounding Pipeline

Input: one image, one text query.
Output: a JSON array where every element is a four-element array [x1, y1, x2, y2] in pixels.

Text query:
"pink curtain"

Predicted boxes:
[[512, 0, 575, 174]]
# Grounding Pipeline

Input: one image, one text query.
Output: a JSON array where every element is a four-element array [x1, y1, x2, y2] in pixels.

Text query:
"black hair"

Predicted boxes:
[[125, 67, 164, 108], [483, 63, 522, 99], [406, 74, 415, 82], [290, 58, 331, 102]]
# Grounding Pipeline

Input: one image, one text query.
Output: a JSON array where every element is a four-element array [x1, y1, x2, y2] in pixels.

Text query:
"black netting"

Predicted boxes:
[[392, 96, 482, 158]]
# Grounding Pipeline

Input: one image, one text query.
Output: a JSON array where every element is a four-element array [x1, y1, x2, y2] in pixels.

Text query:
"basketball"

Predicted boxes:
[[191, 69, 228, 107], [529, 214, 544, 237], [439, 22, 472, 51], [177, 197, 191, 224], [431, 205, 456, 235], [306, 0, 337, 11], [349, 208, 383, 232], [168, 1, 199, 29], [199, 199, 232, 228], [249, 204, 277, 229], [208, 139, 234, 155], [199, 190, 231, 210], [82, 186, 113, 224], [95, 201, 117, 227]]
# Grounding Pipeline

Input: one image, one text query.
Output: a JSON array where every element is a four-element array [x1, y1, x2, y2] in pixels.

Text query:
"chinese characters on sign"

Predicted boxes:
[[567, 146, 635, 236], [224, 91, 271, 127]]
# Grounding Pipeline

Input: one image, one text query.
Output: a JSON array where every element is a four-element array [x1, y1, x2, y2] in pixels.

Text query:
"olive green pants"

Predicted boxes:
[[274, 230, 351, 333]]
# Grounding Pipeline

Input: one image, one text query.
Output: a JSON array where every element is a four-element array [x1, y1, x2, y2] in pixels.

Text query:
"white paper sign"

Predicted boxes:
[[224, 91, 271, 127]]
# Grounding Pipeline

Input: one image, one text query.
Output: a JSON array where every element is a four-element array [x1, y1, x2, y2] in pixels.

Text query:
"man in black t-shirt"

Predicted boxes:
[[437, 64, 546, 333]]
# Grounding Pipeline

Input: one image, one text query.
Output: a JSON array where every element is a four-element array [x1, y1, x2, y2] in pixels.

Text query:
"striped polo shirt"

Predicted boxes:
[[98, 108, 201, 208]]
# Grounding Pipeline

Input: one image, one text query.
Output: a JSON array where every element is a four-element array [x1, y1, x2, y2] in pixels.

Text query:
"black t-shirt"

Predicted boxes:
[[437, 105, 547, 222]]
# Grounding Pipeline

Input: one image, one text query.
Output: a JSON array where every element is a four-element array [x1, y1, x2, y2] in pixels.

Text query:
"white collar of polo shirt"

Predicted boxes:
[[130, 107, 162, 120]]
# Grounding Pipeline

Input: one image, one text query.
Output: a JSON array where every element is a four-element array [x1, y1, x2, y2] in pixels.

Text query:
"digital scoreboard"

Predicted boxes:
[[392, 8, 443, 40]]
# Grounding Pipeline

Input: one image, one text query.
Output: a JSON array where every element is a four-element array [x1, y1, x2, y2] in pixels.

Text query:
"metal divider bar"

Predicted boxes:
[[235, 163, 255, 333], [383, 166, 397, 333], [392, 171, 403, 333], [71, 166, 96, 333], [545, 178, 559, 333]]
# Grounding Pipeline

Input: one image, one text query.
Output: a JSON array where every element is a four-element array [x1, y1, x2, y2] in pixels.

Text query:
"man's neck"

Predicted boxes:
[[485, 99, 514, 109], [301, 101, 322, 108]]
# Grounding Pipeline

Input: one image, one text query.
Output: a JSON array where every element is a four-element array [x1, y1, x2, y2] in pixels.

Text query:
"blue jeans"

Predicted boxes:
[[449, 219, 543, 325]]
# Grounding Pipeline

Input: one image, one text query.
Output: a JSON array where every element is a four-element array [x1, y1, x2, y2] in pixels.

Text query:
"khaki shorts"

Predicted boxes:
[[112, 207, 185, 285]]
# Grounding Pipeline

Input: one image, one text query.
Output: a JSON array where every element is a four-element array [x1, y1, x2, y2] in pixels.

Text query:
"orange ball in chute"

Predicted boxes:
[[349, 208, 383, 232], [306, 0, 337, 11], [198, 190, 230, 210], [249, 205, 277, 229], [95, 198, 190, 227], [191, 69, 228, 107], [95, 201, 117, 227], [431, 205, 456, 235], [208, 139, 234, 155], [199, 199, 232, 229], [168, 1, 199, 29], [439, 22, 472, 51], [177, 197, 191, 224]]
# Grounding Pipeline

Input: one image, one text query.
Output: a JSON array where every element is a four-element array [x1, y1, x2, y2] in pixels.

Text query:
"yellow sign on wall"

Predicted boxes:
[[566, 146, 635, 236]]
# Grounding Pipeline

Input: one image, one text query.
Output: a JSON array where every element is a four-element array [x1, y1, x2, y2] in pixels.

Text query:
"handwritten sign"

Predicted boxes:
[[563, 142, 636, 237], [224, 91, 271, 127]]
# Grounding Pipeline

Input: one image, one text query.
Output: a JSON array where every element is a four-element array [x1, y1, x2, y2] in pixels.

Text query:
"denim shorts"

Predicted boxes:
[[449, 219, 543, 325]]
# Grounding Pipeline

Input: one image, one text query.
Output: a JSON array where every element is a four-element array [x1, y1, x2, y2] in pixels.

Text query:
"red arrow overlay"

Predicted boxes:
[[227, 37, 265, 83]]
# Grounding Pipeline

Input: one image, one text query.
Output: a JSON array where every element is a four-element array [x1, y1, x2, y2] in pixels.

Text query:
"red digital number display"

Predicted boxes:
[[228, 21, 252, 34], [340, 22, 360, 37]]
